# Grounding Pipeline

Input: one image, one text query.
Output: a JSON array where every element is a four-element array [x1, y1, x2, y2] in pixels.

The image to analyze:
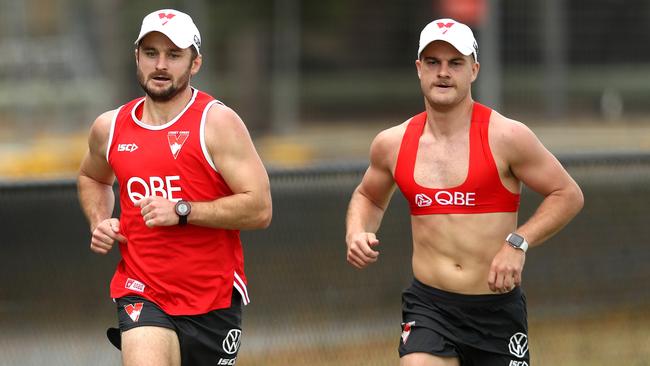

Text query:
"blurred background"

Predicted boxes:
[[1, 0, 649, 365]]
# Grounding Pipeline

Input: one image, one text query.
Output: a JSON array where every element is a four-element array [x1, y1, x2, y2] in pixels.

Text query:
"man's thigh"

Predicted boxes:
[[400, 353, 460, 366], [121, 325, 181, 366], [115, 296, 181, 366], [176, 292, 243, 366]]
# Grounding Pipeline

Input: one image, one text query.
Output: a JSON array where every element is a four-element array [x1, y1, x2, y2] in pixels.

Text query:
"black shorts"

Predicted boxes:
[[399, 279, 530, 366], [108, 291, 242, 366]]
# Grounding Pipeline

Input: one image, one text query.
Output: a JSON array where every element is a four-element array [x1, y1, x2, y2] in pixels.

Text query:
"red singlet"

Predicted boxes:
[[106, 88, 249, 315], [394, 102, 520, 215]]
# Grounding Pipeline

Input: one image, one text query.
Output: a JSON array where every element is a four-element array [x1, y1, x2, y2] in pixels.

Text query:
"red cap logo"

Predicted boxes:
[[158, 12, 176, 26], [436, 21, 455, 34]]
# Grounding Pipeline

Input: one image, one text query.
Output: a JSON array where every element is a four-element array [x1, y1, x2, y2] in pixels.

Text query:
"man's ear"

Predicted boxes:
[[134, 48, 139, 66], [471, 61, 480, 82], [415, 59, 422, 79], [191, 54, 202, 76]]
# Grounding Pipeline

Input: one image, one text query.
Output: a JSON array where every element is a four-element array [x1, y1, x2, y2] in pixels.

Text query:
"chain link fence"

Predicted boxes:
[[1, 153, 649, 365]]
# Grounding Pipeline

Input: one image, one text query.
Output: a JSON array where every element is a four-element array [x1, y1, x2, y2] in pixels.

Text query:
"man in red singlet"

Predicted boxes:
[[345, 19, 583, 366], [77, 9, 272, 366]]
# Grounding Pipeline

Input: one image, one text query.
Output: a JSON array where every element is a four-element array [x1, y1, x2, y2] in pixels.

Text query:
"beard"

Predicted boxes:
[[137, 66, 192, 103]]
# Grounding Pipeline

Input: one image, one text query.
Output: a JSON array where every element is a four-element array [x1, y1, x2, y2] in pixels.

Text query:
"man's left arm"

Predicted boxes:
[[192, 104, 272, 230], [137, 104, 272, 230], [488, 119, 583, 292], [506, 122, 584, 246]]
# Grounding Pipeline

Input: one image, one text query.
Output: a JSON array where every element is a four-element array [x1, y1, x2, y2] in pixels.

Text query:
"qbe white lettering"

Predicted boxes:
[[127, 176, 182, 204], [434, 191, 476, 206], [217, 358, 237, 365]]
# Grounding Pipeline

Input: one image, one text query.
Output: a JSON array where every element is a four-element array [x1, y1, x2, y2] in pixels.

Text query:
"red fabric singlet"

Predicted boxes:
[[394, 102, 520, 215], [106, 89, 250, 315]]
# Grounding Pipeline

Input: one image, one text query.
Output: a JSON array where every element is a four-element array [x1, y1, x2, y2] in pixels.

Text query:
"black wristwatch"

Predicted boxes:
[[506, 232, 529, 253], [174, 200, 191, 226]]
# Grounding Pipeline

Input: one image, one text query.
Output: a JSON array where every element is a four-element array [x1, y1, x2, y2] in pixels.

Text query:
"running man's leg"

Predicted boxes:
[[121, 326, 181, 366], [400, 353, 460, 366]]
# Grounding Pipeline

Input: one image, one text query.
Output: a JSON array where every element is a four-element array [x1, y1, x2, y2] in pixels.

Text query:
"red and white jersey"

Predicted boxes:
[[106, 88, 250, 315], [394, 102, 520, 215]]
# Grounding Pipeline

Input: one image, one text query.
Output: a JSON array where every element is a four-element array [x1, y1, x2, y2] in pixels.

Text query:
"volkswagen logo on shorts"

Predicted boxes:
[[222, 329, 242, 355], [508, 332, 528, 358]]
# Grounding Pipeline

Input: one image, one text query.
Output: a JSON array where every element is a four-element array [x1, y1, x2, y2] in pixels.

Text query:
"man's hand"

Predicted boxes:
[[135, 196, 180, 228], [346, 232, 380, 269], [90, 218, 126, 254], [488, 243, 526, 293]]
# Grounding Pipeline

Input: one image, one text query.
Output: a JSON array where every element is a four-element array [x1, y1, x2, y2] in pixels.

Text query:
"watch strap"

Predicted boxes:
[[175, 200, 191, 226], [178, 213, 188, 226]]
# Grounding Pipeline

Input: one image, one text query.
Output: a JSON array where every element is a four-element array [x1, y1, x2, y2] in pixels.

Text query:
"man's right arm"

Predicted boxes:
[[77, 111, 126, 254], [345, 128, 399, 269]]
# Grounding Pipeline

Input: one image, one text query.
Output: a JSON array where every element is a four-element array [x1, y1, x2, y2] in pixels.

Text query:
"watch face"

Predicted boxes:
[[176, 202, 190, 215], [508, 234, 524, 247]]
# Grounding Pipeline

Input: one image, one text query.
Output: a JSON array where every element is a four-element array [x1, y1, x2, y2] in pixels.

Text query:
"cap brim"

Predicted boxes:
[[418, 38, 475, 58], [135, 30, 193, 49]]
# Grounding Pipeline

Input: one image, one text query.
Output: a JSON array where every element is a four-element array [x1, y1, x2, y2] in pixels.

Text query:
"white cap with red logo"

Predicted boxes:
[[418, 18, 478, 61], [135, 9, 201, 55]]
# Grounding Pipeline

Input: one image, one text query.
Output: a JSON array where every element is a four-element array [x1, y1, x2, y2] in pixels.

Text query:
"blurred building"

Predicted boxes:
[[0, 0, 649, 176]]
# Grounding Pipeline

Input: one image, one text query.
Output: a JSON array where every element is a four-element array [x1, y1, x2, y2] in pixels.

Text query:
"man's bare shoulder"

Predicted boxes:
[[372, 119, 410, 151], [489, 110, 536, 141], [202, 102, 258, 164], [205, 102, 243, 128], [88, 109, 119, 142], [204, 103, 252, 141], [369, 119, 411, 167], [489, 109, 547, 163]]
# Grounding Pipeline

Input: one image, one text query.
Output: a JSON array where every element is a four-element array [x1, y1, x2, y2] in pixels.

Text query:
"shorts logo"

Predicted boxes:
[[401, 321, 416, 344], [222, 329, 241, 355], [217, 358, 237, 365], [125, 278, 146, 293], [124, 302, 144, 322], [508, 332, 528, 358], [415, 194, 432, 207], [509, 361, 528, 366]]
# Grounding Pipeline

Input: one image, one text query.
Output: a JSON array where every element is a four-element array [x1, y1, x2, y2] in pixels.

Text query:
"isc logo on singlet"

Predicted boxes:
[[117, 143, 138, 152], [127, 176, 182, 204]]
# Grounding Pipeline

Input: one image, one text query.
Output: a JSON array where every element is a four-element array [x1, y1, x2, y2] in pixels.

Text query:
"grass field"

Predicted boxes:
[[0, 308, 647, 365], [237, 309, 650, 366]]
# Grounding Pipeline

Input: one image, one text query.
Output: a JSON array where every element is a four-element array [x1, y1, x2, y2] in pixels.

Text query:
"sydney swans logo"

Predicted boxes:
[[167, 131, 190, 159]]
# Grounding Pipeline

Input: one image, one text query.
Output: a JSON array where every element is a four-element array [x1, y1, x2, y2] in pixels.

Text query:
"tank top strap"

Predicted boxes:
[[467, 102, 496, 181], [395, 111, 427, 182]]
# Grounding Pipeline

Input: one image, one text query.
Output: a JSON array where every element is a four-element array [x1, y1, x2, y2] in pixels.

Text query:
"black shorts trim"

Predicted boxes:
[[115, 295, 177, 334], [410, 278, 523, 306]]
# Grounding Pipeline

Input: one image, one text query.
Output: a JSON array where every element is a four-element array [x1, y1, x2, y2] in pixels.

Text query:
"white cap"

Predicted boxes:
[[417, 18, 478, 61], [135, 9, 201, 55]]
